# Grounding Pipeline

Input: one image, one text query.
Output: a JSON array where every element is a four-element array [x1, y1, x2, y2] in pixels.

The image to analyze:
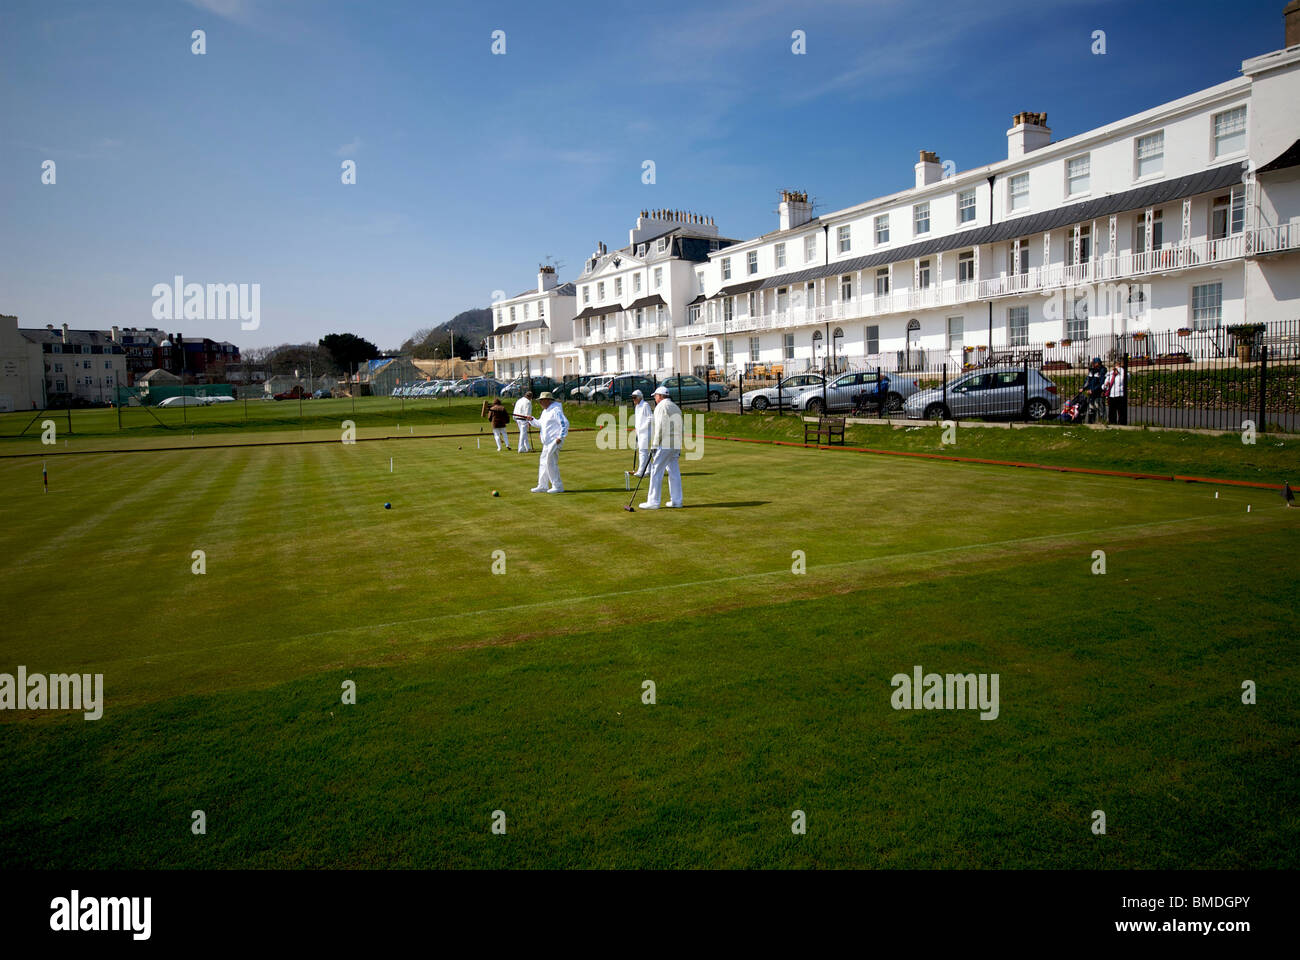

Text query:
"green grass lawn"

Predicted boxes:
[[0, 411, 1296, 868]]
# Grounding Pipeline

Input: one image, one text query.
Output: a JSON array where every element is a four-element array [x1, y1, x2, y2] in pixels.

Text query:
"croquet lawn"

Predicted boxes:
[[0, 421, 1296, 868]]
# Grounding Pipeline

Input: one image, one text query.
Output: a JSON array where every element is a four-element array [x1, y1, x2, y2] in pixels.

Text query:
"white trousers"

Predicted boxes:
[[517, 422, 532, 452], [537, 440, 563, 491], [646, 448, 681, 507], [635, 443, 651, 477], [493, 427, 509, 450]]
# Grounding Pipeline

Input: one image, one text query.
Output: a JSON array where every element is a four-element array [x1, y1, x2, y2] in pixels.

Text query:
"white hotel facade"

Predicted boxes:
[[489, 14, 1300, 380]]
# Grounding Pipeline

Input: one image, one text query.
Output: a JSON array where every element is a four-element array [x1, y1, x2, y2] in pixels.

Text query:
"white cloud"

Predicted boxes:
[[335, 137, 362, 158], [182, 0, 254, 25]]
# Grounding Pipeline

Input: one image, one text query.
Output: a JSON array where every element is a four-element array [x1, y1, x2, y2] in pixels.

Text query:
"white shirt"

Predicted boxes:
[[633, 399, 653, 446], [513, 396, 532, 421], [1104, 368, 1125, 398], [532, 402, 569, 445], [651, 397, 683, 450]]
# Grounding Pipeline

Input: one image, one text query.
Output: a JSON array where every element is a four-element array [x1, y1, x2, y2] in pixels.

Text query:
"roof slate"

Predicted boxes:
[[754, 163, 1242, 290]]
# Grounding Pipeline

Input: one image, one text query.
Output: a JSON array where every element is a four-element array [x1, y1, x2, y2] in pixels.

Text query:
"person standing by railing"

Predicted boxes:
[[1104, 361, 1127, 425], [1083, 357, 1106, 423]]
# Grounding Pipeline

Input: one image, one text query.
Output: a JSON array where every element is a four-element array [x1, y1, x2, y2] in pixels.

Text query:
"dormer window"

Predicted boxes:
[[656, 238, 668, 253]]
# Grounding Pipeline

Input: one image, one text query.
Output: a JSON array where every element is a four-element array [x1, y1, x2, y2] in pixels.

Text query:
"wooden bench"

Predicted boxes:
[[1259, 334, 1300, 361], [804, 416, 846, 446]]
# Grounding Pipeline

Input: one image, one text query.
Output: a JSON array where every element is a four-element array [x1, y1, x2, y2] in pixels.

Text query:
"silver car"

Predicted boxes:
[[791, 371, 923, 415], [740, 374, 824, 411], [904, 368, 1060, 420]]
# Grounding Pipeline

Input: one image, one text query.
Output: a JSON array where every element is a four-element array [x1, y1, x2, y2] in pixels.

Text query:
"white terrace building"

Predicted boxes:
[[487, 266, 576, 381], [488, 9, 1300, 380], [688, 16, 1300, 375], [558, 210, 737, 379]]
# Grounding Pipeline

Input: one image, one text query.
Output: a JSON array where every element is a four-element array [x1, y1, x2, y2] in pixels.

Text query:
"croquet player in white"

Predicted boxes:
[[641, 385, 683, 509], [526, 392, 569, 493], [513, 391, 533, 453], [631, 389, 653, 477]]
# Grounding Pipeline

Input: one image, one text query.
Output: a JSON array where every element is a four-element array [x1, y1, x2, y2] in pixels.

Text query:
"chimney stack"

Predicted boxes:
[[1007, 112, 1051, 159], [61, 323, 70, 343], [111, 325, 120, 342], [915, 150, 942, 188], [538, 264, 557, 293], [778, 189, 812, 231], [1287, 0, 1300, 46]]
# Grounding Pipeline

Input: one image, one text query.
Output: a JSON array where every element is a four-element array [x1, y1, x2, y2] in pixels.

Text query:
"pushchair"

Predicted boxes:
[[1057, 390, 1088, 423]]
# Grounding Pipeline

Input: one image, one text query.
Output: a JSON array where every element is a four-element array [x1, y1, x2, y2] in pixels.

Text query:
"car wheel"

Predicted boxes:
[[594, 393, 606, 403], [883, 392, 904, 413], [708, 391, 723, 402], [805, 397, 825, 415], [923, 402, 948, 420], [751, 396, 770, 411], [1026, 398, 1050, 420]]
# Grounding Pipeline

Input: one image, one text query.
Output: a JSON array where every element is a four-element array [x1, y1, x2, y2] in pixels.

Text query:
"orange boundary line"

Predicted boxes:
[[702, 434, 1287, 491]]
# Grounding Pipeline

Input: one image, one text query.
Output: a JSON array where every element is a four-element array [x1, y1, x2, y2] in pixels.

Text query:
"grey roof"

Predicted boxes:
[[20, 327, 124, 351], [578, 226, 738, 279], [755, 162, 1242, 290], [624, 294, 666, 311], [574, 303, 623, 320], [710, 278, 766, 299], [505, 281, 576, 301], [1259, 139, 1300, 174]]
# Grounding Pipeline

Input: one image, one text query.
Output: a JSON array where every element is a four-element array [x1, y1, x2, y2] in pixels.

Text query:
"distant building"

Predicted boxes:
[[19, 323, 127, 405], [106, 327, 240, 384], [367, 357, 423, 396], [486, 266, 576, 380], [0, 314, 46, 411]]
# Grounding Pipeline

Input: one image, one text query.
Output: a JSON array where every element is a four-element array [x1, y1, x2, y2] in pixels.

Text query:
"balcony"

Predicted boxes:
[[622, 319, 672, 340], [489, 339, 549, 359], [680, 225, 1296, 337]]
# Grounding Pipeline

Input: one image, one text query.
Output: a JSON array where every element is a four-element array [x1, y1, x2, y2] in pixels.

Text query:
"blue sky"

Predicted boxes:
[[0, 0, 1286, 350]]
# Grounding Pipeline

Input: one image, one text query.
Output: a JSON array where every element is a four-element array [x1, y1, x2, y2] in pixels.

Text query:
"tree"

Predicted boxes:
[[319, 333, 380, 376], [265, 343, 333, 376], [424, 333, 474, 360]]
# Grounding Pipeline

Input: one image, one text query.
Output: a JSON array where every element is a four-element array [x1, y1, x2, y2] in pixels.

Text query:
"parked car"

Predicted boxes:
[[158, 395, 207, 407], [274, 385, 310, 401], [658, 374, 728, 403], [591, 374, 658, 403], [553, 376, 598, 401], [903, 368, 1060, 421], [790, 371, 922, 415], [502, 376, 560, 398], [740, 373, 825, 411]]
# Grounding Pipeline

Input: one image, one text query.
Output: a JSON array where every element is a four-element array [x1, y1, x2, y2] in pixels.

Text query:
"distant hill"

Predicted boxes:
[[400, 307, 492, 359], [432, 307, 492, 342]]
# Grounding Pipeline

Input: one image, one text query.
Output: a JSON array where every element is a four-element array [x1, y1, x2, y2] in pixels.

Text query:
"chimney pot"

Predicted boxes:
[[915, 151, 943, 188], [1007, 112, 1051, 159]]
